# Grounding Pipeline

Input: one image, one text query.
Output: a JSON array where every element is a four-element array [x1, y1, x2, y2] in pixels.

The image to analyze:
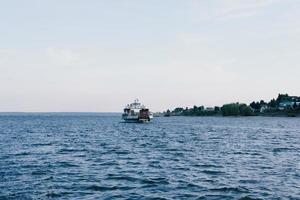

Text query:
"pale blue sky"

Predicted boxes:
[[1, 0, 300, 112]]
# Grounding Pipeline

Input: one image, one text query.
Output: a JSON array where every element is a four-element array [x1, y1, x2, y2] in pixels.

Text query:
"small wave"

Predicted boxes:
[[21, 164, 40, 169], [56, 161, 79, 168], [239, 196, 263, 200], [172, 166, 190, 171], [147, 197, 169, 200], [25, 129, 34, 133], [0, 195, 10, 200], [233, 151, 261, 156], [57, 148, 86, 153], [239, 179, 259, 184], [186, 183, 203, 190], [105, 174, 169, 188], [115, 150, 130, 155], [233, 151, 245, 155], [46, 191, 70, 198], [99, 161, 118, 166], [210, 186, 249, 193], [31, 169, 52, 176], [85, 185, 133, 192], [194, 164, 224, 168], [209, 137, 222, 140], [148, 163, 162, 169], [126, 161, 142, 165], [165, 148, 178, 152], [105, 174, 140, 182], [102, 194, 126, 200], [172, 152, 185, 157], [201, 170, 225, 175], [140, 177, 170, 185], [208, 128, 217, 133], [44, 176, 54, 180], [14, 152, 31, 156], [175, 193, 199, 199], [273, 147, 295, 153], [197, 194, 232, 199], [32, 143, 52, 147]]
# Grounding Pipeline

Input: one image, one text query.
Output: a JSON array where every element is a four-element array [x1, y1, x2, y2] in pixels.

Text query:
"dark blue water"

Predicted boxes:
[[0, 114, 299, 200]]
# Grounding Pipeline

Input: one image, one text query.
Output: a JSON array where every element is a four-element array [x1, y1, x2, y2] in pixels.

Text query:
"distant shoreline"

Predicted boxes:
[[156, 114, 300, 118], [159, 115, 300, 118], [159, 94, 300, 118]]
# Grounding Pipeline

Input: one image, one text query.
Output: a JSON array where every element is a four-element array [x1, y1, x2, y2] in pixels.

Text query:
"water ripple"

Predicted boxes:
[[0, 114, 299, 199]]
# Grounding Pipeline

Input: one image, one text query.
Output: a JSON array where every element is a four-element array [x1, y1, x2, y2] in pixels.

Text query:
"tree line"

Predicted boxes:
[[164, 94, 300, 117]]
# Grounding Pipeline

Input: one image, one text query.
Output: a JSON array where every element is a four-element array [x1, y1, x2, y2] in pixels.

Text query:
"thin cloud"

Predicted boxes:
[[216, 0, 280, 19], [190, 0, 280, 21]]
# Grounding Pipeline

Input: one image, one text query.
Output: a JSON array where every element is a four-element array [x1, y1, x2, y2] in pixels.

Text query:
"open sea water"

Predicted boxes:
[[0, 113, 299, 200]]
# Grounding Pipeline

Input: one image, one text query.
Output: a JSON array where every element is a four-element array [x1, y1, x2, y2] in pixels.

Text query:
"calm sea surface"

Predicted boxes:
[[0, 114, 299, 200]]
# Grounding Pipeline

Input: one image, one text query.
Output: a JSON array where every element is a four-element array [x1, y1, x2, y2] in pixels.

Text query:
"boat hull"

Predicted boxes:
[[122, 117, 150, 123]]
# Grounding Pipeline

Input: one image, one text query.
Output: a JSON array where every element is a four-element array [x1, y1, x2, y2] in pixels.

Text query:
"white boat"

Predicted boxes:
[[122, 99, 153, 123]]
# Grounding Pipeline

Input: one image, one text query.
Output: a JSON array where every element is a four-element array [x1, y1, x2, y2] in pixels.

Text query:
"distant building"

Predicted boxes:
[[279, 102, 295, 110], [277, 95, 300, 110], [260, 105, 269, 113], [205, 107, 214, 111]]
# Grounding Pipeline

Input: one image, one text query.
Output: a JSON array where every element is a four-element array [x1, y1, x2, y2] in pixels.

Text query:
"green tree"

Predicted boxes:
[[276, 93, 289, 105], [268, 99, 277, 108], [221, 103, 240, 116], [214, 106, 220, 112], [250, 101, 260, 110], [260, 100, 266, 105], [293, 102, 297, 109], [239, 104, 254, 116], [198, 106, 204, 112], [174, 107, 184, 114]]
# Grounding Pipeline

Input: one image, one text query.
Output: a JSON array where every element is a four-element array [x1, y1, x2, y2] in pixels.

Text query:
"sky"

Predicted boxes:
[[0, 0, 300, 112]]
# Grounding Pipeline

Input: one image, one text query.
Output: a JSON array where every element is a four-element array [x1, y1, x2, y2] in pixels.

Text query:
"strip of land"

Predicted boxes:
[[158, 94, 300, 117]]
